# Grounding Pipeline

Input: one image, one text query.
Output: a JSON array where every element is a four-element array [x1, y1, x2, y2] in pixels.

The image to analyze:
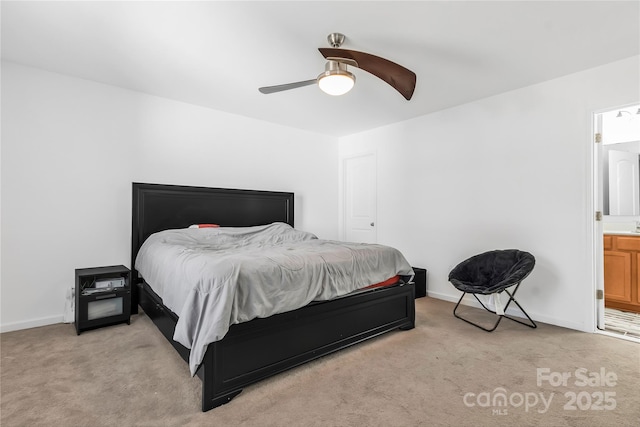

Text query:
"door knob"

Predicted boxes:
[[370, 222, 375, 226]]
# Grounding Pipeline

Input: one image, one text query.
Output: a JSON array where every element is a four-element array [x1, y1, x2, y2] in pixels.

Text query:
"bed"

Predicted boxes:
[[131, 182, 416, 411]]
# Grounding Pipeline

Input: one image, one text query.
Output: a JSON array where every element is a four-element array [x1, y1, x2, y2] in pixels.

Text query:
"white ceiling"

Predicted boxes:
[[2, 1, 639, 137]]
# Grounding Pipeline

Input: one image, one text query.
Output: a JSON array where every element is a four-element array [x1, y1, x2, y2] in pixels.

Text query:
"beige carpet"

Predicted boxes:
[[2, 297, 639, 427]]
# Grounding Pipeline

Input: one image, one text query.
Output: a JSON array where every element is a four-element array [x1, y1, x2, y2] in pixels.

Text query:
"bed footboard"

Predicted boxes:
[[138, 281, 415, 412], [200, 282, 415, 411]]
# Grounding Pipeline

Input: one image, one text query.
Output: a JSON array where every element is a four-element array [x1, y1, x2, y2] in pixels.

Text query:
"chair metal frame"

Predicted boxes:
[[453, 281, 537, 332]]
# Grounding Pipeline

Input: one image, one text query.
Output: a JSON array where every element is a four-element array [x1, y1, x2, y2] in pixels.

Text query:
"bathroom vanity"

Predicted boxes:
[[603, 233, 640, 313]]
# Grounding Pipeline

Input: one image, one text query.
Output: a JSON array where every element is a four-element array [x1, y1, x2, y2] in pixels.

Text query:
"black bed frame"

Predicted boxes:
[[131, 182, 415, 411]]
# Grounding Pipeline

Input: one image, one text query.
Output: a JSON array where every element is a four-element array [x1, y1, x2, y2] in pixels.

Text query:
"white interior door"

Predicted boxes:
[[343, 152, 377, 243], [608, 150, 640, 215]]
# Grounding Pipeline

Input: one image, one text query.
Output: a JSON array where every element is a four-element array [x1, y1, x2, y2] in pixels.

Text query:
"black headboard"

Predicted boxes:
[[130, 182, 294, 312]]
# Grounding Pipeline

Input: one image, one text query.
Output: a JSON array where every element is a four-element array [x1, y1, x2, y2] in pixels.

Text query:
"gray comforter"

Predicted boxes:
[[135, 222, 413, 375]]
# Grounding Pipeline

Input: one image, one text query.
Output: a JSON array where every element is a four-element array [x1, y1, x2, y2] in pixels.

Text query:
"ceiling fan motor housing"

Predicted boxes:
[[320, 60, 353, 76]]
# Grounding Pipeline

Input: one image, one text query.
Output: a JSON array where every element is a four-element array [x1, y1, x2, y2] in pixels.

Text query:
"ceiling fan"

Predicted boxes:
[[258, 33, 416, 100]]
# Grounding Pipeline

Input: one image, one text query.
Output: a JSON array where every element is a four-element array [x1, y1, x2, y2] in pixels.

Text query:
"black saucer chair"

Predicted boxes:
[[448, 249, 537, 332]]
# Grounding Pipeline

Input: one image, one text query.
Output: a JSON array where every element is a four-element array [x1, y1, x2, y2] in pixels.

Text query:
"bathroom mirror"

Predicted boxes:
[[603, 141, 640, 215], [602, 105, 640, 216]]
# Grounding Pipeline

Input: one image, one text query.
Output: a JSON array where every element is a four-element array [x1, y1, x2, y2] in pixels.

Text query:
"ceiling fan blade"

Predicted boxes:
[[258, 79, 317, 94], [318, 48, 416, 100]]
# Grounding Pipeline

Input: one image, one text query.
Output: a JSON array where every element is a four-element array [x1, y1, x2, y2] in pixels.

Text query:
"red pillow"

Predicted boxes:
[[189, 224, 220, 228]]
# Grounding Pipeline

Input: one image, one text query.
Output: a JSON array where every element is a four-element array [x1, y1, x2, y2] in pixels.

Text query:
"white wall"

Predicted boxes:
[[339, 56, 640, 332], [3, 55, 638, 334], [1, 61, 339, 331]]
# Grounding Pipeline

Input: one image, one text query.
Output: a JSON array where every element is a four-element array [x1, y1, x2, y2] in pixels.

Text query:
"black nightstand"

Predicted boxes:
[[411, 267, 427, 298], [75, 265, 131, 335]]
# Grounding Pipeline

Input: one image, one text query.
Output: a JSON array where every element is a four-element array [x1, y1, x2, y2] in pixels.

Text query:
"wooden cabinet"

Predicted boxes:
[[603, 235, 640, 313]]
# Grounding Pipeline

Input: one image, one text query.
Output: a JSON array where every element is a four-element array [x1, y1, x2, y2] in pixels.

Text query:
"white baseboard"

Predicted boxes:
[[0, 315, 65, 333], [426, 290, 587, 332]]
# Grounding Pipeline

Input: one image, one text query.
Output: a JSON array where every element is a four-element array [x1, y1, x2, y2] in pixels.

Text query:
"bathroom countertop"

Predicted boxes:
[[604, 231, 640, 235]]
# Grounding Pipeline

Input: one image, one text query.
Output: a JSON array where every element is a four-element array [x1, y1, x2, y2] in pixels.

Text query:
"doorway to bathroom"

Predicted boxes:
[[594, 103, 640, 342]]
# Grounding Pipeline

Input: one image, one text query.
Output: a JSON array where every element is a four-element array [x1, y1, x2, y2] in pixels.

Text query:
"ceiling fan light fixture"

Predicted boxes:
[[317, 61, 355, 96]]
